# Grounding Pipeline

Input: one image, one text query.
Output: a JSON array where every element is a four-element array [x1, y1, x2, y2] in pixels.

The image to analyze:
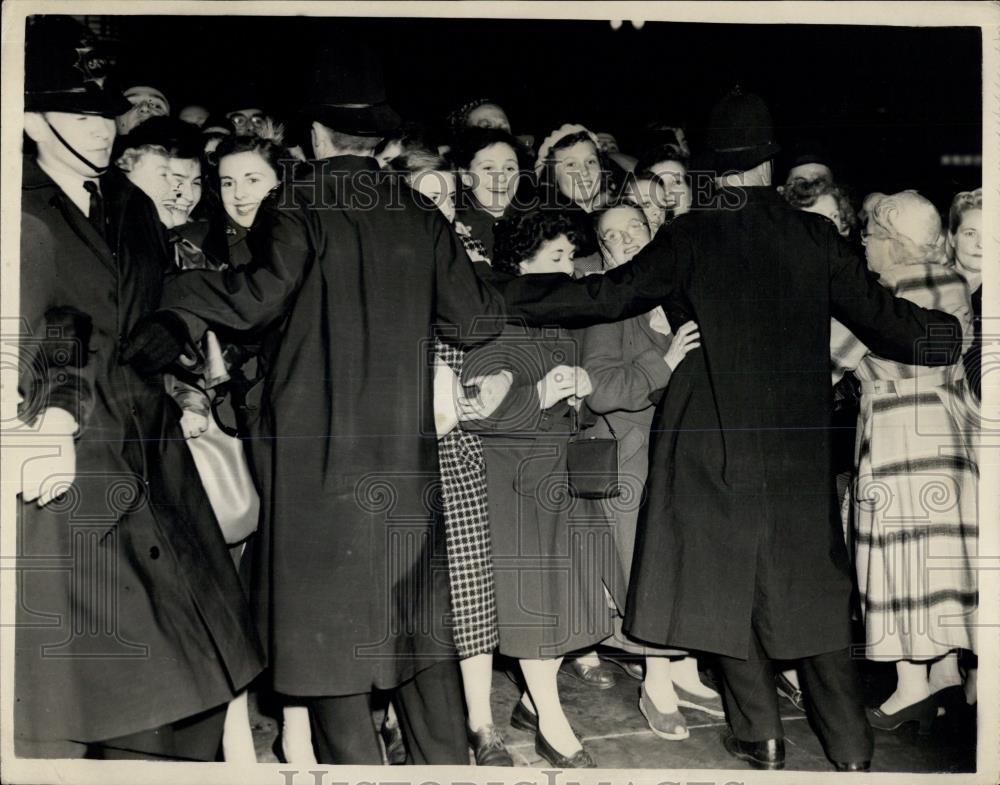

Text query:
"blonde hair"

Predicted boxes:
[[115, 144, 169, 172], [946, 187, 982, 262], [863, 190, 946, 266]]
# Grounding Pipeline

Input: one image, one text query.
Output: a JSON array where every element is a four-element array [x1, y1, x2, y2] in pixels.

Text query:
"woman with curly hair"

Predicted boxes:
[[831, 190, 978, 733], [449, 127, 531, 259], [460, 209, 616, 768], [780, 176, 857, 239]]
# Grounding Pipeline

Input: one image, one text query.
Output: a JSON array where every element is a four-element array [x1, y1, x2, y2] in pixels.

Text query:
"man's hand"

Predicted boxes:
[[121, 311, 192, 376], [20, 407, 77, 507], [537, 365, 592, 410], [179, 410, 210, 439]]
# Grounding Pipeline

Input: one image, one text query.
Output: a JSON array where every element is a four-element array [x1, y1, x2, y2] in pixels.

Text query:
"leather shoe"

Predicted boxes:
[[638, 684, 689, 740], [834, 760, 871, 772], [609, 658, 644, 681], [775, 671, 806, 712], [535, 728, 596, 768], [722, 733, 785, 770], [560, 658, 618, 690], [866, 694, 937, 734], [510, 701, 539, 733], [468, 724, 514, 766]]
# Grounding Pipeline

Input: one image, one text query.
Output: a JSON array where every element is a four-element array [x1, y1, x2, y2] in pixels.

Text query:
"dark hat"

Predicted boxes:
[[299, 44, 400, 136], [705, 87, 781, 173], [119, 115, 203, 158], [24, 16, 131, 117]]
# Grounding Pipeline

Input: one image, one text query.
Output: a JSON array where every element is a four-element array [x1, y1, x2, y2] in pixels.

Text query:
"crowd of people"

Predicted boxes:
[[15, 16, 981, 772]]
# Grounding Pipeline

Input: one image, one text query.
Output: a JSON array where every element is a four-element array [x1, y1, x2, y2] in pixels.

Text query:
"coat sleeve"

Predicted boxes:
[[432, 215, 507, 347], [160, 199, 315, 340], [582, 319, 672, 414], [827, 226, 962, 365], [830, 317, 869, 385], [18, 213, 95, 430], [493, 221, 692, 328]]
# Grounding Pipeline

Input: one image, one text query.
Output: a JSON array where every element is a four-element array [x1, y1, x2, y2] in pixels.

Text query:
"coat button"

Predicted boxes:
[[149, 546, 160, 560]]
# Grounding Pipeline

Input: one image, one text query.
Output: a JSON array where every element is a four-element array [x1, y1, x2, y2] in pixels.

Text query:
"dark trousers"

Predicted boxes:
[[86, 702, 228, 761], [717, 629, 873, 763], [308, 659, 467, 765]]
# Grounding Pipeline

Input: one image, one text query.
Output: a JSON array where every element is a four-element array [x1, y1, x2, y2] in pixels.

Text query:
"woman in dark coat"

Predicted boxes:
[[461, 209, 614, 769]]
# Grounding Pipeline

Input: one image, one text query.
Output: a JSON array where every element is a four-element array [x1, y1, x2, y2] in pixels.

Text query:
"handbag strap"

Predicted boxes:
[[599, 413, 618, 439]]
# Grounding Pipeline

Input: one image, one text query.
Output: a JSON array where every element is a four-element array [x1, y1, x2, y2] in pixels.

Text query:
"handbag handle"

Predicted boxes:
[[570, 403, 618, 440]]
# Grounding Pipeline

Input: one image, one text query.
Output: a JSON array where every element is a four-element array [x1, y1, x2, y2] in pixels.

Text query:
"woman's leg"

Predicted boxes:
[[927, 651, 962, 694], [520, 657, 581, 756], [222, 690, 257, 763], [461, 652, 495, 731], [880, 660, 930, 714], [644, 656, 679, 712], [282, 704, 317, 764], [670, 655, 721, 698]]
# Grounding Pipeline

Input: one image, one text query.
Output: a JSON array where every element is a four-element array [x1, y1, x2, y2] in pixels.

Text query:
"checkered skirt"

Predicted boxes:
[[435, 338, 499, 657], [832, 262, 979, 659]]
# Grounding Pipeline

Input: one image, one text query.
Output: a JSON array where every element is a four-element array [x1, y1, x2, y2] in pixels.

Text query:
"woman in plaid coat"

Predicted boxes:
[[831, 190, 978, 733]]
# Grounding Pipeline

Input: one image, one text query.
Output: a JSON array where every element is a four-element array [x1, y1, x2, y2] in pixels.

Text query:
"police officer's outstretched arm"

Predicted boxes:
[[125, 199, 315, 373], [495, 222, 687, 329], [827, 224, 962, 366]]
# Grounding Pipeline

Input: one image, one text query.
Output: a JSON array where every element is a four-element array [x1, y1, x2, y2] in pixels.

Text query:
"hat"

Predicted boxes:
[[705, 87, 781, 173], [299, 44, 400, 136], [120, 116, 202, 158], [24, 17, 130, 117], [535, 123, 600, 175]]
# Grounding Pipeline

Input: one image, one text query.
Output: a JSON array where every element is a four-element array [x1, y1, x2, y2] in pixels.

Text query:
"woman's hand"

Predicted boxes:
[[664, 321, 700, 371], [458, 370, 514, 422], [537, 365, 592, 409], [180, 410, 209, 439]]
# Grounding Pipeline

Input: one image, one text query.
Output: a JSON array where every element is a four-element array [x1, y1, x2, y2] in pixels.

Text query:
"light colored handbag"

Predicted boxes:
[[185, 413, 260, 544]]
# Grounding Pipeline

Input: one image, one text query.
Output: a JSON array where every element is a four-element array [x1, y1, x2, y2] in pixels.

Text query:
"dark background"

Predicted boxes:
[[75, 14, 982, 211]]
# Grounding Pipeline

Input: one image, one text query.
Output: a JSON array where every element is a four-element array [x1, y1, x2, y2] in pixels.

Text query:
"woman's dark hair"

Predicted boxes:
[[449, 127, 532, 172], [213, 132, 292, 183], [492, 209, 580, 276], [781, 176, 857, 234], [386, 149, 452, 177], [373, 121, 435, 162], [634, 143, 689, 175]]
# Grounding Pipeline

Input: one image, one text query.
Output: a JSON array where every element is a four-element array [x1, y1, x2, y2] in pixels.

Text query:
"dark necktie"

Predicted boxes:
[[83, 180, 104, 236]]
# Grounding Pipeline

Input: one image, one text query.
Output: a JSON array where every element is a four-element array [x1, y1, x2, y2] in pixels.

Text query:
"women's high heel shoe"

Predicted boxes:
[[866, 694, 938, 734], [534, 728, 596, 768]]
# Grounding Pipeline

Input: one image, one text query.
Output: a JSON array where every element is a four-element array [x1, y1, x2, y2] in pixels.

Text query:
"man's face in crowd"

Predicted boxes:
[[35, 112, 116, 176], [116, 86, 170, 136], [626, 177, 669, 237], [179, 105, 210, 127], [786, 162, 832, 184], [466, 103, 511, 132], [226, 107, 266, 135]]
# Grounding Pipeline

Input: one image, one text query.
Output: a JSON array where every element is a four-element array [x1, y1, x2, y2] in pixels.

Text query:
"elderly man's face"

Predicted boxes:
[[116, 86, 170, 136], [787, 162, 832, 184]]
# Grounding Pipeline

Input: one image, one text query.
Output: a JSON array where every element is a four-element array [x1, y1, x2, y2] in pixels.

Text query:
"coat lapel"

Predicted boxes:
[[50, 188, 118, 276]]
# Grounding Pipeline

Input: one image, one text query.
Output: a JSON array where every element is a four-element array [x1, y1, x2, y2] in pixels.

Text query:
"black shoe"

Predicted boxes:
[[510, 701, 539, 733], [559, 658, 618, 690], [722, 733, 785, 770], [468, 724, 514, 766], [775, 671, 806, 712], [834, 760, 871, 772], [866, 694, 937, 734], [535, 728, 596, 768], [380, 718, 407, 765]]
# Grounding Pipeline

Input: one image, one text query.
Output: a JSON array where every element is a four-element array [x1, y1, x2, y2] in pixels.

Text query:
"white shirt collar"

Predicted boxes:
[[37, 158, 100, 218]]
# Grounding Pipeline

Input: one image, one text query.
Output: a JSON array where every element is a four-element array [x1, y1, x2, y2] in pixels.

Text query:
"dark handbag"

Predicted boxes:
[[566, 414, 621, 499]]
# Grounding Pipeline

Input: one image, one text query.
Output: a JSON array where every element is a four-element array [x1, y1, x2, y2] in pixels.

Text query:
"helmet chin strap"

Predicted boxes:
[[43, 115, 109, 175]]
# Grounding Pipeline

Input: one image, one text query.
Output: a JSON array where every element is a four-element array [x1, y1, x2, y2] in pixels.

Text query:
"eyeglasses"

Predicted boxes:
[[229, 113, 266, 130], [600, 220, 648, 246]]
